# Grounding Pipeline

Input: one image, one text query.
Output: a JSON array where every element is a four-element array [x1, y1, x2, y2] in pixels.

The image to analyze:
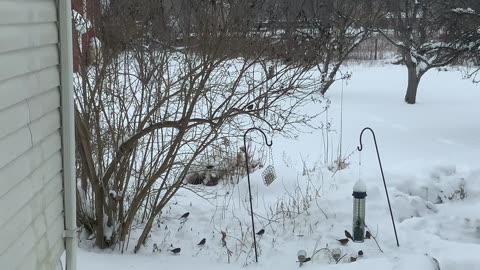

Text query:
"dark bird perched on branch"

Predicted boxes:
[[256, 229, 265, 236], [169, 248, 181, 254], [179, 212, 190, 219], [197, 238, 206, 246]]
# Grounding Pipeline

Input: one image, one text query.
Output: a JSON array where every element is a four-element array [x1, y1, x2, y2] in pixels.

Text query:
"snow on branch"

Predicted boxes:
[[72, 10, 92, 34], [452, 8, 476, 14]]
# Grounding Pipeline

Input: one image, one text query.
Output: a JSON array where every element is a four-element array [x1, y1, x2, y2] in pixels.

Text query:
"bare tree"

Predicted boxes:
[[74, 0, 328, 250], [256, 0, 382, 94], [378, 0, 471, 104], [448, 2, 480, 81]]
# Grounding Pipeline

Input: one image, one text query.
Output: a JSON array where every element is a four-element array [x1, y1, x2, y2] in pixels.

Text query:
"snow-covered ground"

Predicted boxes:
[[79, 63, 480, 270]]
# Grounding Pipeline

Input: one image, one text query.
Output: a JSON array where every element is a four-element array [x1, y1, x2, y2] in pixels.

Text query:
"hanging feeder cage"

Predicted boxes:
[[262, 165, 276, 186]]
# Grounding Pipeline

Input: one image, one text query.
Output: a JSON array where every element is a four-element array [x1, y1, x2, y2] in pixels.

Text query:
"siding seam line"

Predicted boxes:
[[25, 99, 34, 147]]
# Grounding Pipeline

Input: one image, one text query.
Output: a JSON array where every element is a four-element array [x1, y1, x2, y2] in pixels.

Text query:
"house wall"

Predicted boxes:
[[0, 1, 66, 269]]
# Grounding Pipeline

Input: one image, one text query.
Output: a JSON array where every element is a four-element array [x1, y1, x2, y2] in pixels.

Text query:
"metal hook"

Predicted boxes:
[[243, 127, 272, 263], [357, 127, 400, 247]]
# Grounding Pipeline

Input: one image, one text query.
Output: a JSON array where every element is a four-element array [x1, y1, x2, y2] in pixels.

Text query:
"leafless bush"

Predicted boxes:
[[73, 1, 330, 252]]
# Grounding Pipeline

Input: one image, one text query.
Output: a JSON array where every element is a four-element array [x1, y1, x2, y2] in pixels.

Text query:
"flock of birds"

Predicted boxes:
[[159, 212, 362, 264], [157, 211, 266, 255]]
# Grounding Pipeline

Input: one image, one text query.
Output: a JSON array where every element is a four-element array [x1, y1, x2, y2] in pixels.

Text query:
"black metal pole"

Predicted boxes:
[[243, 127, 273, 263], [357, 127, 400, 247]]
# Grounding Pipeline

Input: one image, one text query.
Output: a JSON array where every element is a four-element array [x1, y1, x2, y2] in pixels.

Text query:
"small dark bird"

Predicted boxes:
[[337, 238, 349, 245], [256, 229, 265, 236], [169, 248, 181, 254], [365, 231, 371, 239], [179, 212, 190, 219], [197, 238, 206, 246], [350, 257, 357, 262], [358, 250, 364, 256], [344, 230, 353, 240]]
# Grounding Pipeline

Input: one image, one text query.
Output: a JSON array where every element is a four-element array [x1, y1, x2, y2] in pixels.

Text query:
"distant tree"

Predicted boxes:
[[264, 0, 382, 94], [448, 1, 480, 82], [378, 0, 470, 104]]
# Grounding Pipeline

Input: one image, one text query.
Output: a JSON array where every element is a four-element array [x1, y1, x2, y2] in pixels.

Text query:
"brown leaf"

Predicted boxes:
[[350, 256, 357, 262], [337, 238, 349, 245]]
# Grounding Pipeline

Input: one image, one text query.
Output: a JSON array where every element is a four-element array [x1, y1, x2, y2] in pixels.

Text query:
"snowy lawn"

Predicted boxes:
[[79, 63, 480, 270]]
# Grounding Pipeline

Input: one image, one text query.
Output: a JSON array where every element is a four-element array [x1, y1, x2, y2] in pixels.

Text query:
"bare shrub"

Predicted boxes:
[[74, 1, 329, 251]]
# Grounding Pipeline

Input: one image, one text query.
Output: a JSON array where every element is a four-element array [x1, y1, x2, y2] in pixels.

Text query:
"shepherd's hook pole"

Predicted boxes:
[[243, 127, 273, 263], [357, 127, 400, 247]]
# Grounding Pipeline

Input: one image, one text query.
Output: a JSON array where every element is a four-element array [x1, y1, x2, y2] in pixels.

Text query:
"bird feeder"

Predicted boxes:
[[352, 179, 367, 242], [357, 127, 399, 247]]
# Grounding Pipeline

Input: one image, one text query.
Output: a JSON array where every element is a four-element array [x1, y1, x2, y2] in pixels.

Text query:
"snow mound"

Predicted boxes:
[[396, 165, 467, 204], [392, 192, 437, 222]]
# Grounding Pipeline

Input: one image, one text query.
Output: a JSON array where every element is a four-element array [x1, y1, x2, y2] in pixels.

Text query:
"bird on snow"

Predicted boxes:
[[256, 229, 265, 236], [197, 238, 206, 246], [179, 212, 190, 219], [337, 238, 349, 245], [169, 247, 181, 254]]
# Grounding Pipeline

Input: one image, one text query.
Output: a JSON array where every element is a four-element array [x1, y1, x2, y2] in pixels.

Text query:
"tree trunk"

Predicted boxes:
[[94, 186, 106, 248], [404, 64, 421, 104], [134, 210, 158, 253]]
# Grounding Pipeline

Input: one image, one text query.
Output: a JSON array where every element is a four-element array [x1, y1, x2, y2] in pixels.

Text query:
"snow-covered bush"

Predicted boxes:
[[396, 165, 467, 206]]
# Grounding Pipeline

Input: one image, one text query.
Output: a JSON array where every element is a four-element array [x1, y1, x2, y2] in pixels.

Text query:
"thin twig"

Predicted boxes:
[[365, 224, 384, 253], [336, 253, 348, 264], [311, 247, 330, 260]]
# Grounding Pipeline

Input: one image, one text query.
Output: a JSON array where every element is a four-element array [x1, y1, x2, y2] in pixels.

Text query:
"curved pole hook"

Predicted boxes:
[[243, 127, 272, 263], [245, 127, 273, 147], [357, 127, 400, 247]]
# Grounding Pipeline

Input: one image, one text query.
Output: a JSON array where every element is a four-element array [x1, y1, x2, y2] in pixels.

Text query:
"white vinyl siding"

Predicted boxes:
[[0, 0, 66, 269]]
